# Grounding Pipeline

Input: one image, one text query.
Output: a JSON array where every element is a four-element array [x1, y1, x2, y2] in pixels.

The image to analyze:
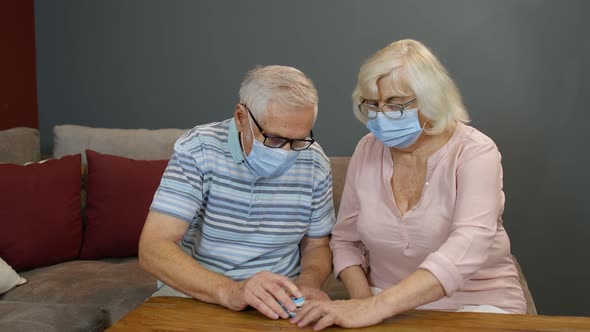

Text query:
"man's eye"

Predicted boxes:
[[266, 137, 287, 146]]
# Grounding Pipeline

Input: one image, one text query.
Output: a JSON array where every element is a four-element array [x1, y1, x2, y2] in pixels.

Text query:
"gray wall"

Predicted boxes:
[[35, 0, 590, 316]]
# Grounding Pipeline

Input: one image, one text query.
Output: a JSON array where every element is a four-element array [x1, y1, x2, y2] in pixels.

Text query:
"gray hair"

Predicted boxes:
[[352, 39, 469, 135], [239, 65, 318, 119]]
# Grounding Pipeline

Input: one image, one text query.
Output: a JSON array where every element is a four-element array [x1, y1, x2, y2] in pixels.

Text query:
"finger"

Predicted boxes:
[[247, 296, 280, 320], [272, 275, 302, 298], [256, 287, 291, 319], [264, 282, 297, 312], [289, 301, 314, 324], [313, 314, 335, 331], [297, 306, 325, 327]]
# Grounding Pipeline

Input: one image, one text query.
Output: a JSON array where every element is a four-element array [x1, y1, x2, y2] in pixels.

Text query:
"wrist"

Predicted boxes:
[[295, 276, 321, 290], [218, 279, 242, 309], [372, 292, 396, 320]]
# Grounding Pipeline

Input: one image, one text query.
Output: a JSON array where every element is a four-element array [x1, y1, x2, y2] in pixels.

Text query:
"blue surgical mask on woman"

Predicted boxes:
[[242, 120, 299, 178], [366, 108, 424, 148]]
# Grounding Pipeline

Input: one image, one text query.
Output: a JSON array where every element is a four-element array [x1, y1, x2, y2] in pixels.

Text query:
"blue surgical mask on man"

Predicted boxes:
[[242, 118, 299, 178], [366, 108, 424, 148]]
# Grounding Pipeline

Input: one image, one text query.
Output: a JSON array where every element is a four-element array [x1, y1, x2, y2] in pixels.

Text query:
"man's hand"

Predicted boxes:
[[222, 271, 303, 320]]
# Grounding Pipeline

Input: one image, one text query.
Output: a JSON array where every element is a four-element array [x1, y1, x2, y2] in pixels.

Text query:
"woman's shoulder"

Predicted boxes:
[[344, 133, 384, 174], [454, 122, 501, 161], [354, 133, 381, 155], [458, 123, 495, 145]]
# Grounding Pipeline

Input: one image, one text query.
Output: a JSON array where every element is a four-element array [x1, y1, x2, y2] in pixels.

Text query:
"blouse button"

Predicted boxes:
[[403, 245, 413, 256]]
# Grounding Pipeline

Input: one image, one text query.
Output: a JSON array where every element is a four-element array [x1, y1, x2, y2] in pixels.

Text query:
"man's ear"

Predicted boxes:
[[234, 104, 246, 132]]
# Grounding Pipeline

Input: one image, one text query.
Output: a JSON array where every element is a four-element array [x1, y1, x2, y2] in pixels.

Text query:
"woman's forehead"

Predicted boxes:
[[363, 73, 414, 101]]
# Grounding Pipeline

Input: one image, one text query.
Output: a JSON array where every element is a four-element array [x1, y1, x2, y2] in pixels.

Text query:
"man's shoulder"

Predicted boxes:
[[176, 119, 232, 152], [302, 141, 331, 174]]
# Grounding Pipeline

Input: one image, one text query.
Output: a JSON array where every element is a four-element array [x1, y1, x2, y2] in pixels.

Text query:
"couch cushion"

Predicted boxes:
[[1, 258, 157, 323], [53, 125, 188, 163], [328, 157, 350, 215], [0, 127, 40, 165], [0, 301, 107, 332], [80, 150, 168, 259], [0, 155, 83, 271], [513, 256, 537, 315]]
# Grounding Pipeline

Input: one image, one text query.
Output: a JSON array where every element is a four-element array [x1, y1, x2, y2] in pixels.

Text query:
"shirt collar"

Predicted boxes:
[[228, 118, 245, 164]]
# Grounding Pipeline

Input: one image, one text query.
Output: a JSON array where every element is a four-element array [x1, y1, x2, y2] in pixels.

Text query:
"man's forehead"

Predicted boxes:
[[257, 106, 315, 139]]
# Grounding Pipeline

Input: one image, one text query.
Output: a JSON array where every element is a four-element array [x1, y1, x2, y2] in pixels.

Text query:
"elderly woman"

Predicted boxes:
[[291, 39, 526, 330]]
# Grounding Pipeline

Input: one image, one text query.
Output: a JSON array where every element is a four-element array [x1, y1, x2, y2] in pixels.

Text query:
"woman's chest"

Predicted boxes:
[[355, 165, 458, 253], [391, 164, 427, 215]]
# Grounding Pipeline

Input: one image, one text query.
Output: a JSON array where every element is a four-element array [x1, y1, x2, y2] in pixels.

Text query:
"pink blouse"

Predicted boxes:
[[330, 122, 526, 313]]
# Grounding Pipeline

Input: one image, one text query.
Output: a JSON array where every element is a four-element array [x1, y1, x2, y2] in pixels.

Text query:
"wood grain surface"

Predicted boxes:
[[108, 296, 590, 332]]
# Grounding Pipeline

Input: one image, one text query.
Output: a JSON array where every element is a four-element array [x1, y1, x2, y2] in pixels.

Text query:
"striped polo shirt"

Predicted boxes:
[[150, 118, 335, 281]]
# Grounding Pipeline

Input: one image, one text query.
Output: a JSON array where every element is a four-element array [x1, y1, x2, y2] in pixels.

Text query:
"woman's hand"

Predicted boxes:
[[298, 285, 331, 302], [290, 297, 387, 331]]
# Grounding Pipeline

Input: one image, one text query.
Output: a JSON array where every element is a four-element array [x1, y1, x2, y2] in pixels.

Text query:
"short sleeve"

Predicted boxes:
[[150, 141, 204, 223], [306, 153, 336, 238]]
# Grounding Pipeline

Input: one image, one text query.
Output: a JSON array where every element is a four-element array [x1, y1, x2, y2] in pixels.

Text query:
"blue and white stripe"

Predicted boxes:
[[150, 118, 335, 280]]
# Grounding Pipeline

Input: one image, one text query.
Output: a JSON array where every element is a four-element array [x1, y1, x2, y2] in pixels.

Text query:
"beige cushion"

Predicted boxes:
[[53, 125, 189, 163], [0, 257, 26, 294], [0, 127, 40, 165], [328, 157, 351, 214], [513, 256, 537, 315]]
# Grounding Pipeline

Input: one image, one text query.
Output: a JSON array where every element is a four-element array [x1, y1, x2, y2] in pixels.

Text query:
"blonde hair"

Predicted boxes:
[[239, 65, 318, 119], [352, 39, 469, 134]]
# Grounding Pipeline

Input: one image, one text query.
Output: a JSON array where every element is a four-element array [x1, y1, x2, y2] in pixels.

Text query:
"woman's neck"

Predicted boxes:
[[391, 124, 455, 160]]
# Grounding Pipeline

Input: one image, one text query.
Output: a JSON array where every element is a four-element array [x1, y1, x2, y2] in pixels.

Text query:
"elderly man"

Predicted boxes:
[[138, 65, 335, 320]]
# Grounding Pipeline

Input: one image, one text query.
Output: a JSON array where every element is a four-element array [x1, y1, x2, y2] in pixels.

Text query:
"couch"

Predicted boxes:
[[0, 125, 537, 332]]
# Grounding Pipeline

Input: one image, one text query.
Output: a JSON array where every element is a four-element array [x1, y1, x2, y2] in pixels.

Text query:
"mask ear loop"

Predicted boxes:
[[239, 108, 257, 154], [421, 119, 429, 131], [247, 108, 268, 147], [417, 108, 429, 133]]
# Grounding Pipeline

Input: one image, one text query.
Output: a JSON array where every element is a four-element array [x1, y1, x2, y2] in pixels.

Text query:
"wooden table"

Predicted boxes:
[[108, 297, 590, 331]]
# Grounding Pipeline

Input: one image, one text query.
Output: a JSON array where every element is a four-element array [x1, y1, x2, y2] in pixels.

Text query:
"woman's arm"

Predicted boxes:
[[291, 268, 445, 330], [330, 138, 372, 294], [339, 265, 372, 299], [375, 269, 445, 316], [418, 139, 503, 296]]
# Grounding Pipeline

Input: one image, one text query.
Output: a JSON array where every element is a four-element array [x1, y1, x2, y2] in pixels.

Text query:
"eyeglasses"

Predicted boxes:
[[241, 104, 315, 151], [358, 98, 417, 119]]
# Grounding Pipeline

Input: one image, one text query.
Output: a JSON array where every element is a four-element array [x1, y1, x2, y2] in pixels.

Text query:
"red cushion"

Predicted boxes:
[[80, 150, 168, 259], [0, 155, 82, 272]]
